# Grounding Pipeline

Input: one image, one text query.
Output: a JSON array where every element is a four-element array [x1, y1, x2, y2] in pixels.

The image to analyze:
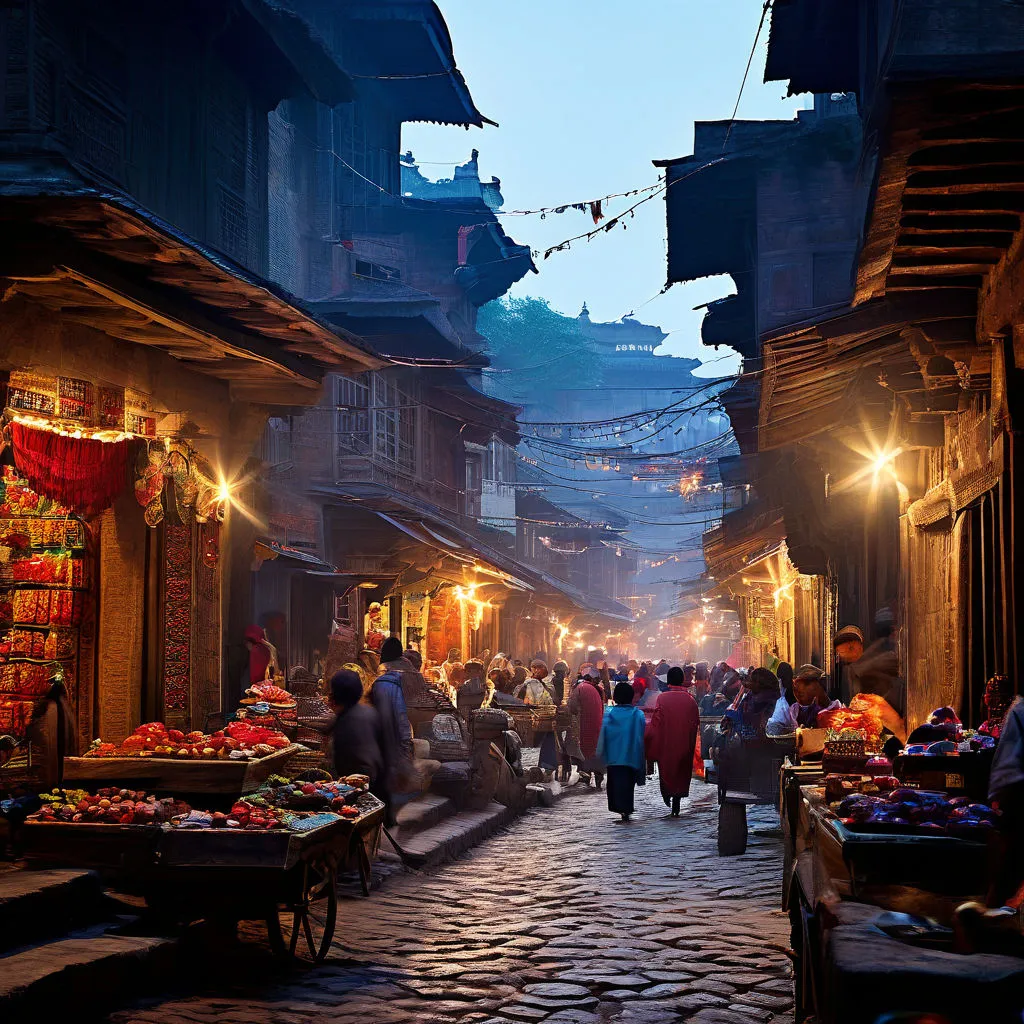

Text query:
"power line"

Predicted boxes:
[[722, 0, 773, 153]]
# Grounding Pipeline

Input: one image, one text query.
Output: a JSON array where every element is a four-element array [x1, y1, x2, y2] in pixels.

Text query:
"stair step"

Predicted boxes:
[[394, 794, 458, 837], [0, 925, 176, 1016], [0, 868, 105, 953], [398, 801, 516, 869]]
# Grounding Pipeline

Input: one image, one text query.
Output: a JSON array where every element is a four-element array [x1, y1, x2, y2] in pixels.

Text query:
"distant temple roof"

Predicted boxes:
[[401, 150, 504, 210]]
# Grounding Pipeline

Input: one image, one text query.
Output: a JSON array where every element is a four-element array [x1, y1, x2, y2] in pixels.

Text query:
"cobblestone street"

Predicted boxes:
[[107, 780, 794, 1024]]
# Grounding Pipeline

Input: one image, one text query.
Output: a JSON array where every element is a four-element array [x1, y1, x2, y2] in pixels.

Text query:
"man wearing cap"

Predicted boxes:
[[767, 664, 840, 735], [847, 609, 905, 719]]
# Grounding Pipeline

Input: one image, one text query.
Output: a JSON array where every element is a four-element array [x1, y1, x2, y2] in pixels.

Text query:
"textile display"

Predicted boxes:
[[9, 421, 133, 517], [162, 523, 193, 713]]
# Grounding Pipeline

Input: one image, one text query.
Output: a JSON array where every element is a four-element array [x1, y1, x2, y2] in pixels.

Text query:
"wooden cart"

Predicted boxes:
[[21, 800, 384, 964]]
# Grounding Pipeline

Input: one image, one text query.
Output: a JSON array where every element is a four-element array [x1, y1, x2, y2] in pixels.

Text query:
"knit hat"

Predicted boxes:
[[834, 624, 864, 646], [379, 636, 404, 663], [794, 663, 824, 682]]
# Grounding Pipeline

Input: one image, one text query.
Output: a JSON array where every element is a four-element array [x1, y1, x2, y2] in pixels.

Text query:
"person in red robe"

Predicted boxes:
[[645, 665, 701, 816], [568, 672, 606, 787], [245, 624, 273, 684]]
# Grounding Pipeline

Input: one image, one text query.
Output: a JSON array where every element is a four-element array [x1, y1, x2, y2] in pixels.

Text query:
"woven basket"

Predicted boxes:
[[430, 738, 471, 762], [283, 746, 329, 775], [504, 706, 537, 747]]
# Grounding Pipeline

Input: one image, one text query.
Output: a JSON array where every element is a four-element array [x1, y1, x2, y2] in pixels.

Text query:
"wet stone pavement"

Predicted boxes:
[[108, 780, 795, 1024]]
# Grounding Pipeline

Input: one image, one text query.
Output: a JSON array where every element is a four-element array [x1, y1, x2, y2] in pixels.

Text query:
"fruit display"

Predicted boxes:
[[170, 800, 292, 831], [83, 720, 292, 760], [832, 787, 1000, 839], [245, 681, 295, 707], [28, 787, 190, 824], [259, 777, 362, 812]]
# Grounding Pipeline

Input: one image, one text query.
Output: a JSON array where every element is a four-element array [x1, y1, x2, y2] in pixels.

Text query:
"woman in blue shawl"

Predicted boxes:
[[596, 681, 648, 821]]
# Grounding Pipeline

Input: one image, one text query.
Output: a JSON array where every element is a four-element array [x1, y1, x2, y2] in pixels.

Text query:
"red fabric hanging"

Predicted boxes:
[[9, 421, 134, 517]]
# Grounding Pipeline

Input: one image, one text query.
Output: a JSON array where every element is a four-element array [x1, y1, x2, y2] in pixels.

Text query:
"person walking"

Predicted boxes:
[[523, 659, 558, 778], [327, 669, 385, 790], [596, 681, 648, 821], [645, 666, 700, 816], [567, 670, 606, 787], [368, 637, 414, 826]]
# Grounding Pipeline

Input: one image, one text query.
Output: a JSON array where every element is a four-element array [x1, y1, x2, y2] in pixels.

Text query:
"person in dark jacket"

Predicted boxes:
[[328, 669, 385, 789], [370, 637, 414, 825]]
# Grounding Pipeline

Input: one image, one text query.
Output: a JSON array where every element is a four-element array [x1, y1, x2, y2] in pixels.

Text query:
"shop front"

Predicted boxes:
[[0, 197, 380, 783]]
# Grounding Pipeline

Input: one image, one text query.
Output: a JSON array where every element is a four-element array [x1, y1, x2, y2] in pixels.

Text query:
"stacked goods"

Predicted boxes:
[[825, 773, 901, 802], [171, 801, 292, 830], [29, 787, 190, 824], [833, 787, 1000, 839], [244, 681, 295, 709], [818, 695, 886, 741], [256, 771, 369, 819], [84, 720, 291, 760]]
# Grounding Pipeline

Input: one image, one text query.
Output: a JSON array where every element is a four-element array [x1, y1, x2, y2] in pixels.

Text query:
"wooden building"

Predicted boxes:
[[250, 0, 627, 670], [728, 0, 1024, 724], [0, 1, 382, 746], [656, 95, 866, 675]]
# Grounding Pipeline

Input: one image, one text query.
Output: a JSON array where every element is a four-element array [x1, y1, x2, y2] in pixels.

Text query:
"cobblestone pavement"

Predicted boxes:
[[108, 779, 794, 1024]]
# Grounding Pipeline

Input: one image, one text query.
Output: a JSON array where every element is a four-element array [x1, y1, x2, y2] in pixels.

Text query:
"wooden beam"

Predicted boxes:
[[902, 192, 1024, 214], [893, 245, 1006, 262], [900, 215, 1019, 233], [909, 142, 1024, 168], [887, 275, 984, 290]]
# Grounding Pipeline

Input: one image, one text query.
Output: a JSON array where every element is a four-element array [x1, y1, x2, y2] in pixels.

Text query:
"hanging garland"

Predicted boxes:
[[7, 420, 135, 517]]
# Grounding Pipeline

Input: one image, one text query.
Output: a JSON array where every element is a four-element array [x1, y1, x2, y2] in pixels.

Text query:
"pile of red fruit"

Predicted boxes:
[[85, 720, 291, 760], [30, 788, 189, 825]]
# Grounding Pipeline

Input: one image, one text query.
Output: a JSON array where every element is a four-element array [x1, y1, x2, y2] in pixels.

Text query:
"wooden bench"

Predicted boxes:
[[716, 736, 794, 856]]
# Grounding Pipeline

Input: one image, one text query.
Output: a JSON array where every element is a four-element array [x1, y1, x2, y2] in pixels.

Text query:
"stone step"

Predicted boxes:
[[0, 922, 177, 1017], [397, 801, 517, 869], [394, 793, 458, 837], [0, 867, 106, 953]]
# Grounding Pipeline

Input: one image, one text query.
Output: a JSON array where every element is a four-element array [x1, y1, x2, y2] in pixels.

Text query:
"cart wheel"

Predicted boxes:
[[350, 832, 372, 897], [267, 861, 337, 963], [718, 801, 748, 856]]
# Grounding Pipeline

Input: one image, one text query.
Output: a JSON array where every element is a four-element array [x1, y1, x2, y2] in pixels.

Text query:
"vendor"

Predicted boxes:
[[766, 663, 840, 735], [833, 622, 864, 703], [980, 674, 1016, 740], [847, 609, 906, 718], [244, 624, 278, 685]]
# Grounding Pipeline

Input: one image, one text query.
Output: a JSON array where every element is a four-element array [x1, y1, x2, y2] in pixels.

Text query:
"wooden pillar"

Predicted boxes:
[[97, 491, 147, 743]]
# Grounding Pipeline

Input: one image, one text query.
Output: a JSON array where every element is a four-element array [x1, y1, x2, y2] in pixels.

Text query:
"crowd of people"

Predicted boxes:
[[307, 616, 915, 833]]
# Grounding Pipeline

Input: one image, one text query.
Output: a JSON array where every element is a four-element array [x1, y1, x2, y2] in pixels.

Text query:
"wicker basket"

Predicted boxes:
[[470, 707, 512, 743], [504, 706, 537, 747], [430, 738, 472, 762], [282, 745, 329, 776]]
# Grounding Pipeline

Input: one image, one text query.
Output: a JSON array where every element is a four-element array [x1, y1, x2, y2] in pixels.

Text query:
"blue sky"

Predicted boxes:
[[403, 0, 809, 376]]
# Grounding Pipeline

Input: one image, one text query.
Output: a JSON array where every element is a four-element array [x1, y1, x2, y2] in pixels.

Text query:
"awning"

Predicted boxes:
[[312, 484, 633, 624], [0, 179, 385, 405], [703, 503, 787, 584], [330, 2, 495, 127], [255, 540, 334, 573], [759, 293, 976, 452]]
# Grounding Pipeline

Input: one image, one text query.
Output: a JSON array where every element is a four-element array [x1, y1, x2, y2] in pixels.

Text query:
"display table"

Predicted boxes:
[[787, 782, 1019, 1022], [62, 744, 304, 798], [22, 798, 385, 963]]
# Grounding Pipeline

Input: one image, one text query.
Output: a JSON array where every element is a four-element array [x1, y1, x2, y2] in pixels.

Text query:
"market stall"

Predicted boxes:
[[20, 771, 384, 963], [779, 705, 1024, 1022]]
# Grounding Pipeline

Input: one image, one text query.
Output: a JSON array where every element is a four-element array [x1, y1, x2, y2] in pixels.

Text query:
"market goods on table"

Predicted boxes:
[[29, 787, 190, 824], [83, 720, 291, 760], [24, 772, 379, 834], [830, 786, 1000, 840]]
